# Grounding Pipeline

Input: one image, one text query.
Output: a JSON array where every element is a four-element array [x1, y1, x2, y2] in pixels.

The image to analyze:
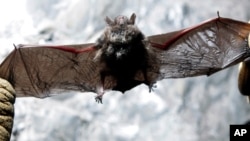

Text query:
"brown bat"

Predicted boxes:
[[1, 13, 250, 103]]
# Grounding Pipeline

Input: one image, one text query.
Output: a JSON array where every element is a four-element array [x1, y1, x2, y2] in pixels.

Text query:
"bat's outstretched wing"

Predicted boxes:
[[0, 44, 115, 98], [146, 16, 250, 81], [1, 15, 250, 98]]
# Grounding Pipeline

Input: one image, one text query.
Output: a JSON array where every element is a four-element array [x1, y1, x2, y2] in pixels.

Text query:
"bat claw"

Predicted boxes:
[[95, 92, 104, 104], [95, 96, 103, 104]]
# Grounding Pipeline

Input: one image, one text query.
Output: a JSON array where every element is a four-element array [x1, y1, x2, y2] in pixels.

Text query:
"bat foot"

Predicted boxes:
[[148, 83, 157, 93], [95, 96, 103, 104], [95, 93, 104, 104]]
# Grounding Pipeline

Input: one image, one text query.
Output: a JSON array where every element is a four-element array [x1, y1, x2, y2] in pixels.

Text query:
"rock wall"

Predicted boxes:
[[0, 0, 250, 141]]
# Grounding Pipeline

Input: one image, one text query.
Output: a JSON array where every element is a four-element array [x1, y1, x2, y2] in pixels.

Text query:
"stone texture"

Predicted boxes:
[[0, 0, 249, 141]]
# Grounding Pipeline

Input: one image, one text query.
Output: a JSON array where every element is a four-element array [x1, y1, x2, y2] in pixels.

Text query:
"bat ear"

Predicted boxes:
[[129, 13, 136, 25], [105, 16, 115, 26]]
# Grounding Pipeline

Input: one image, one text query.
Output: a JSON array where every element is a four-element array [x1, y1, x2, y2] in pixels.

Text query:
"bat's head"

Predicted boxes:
[[114, 15, 129, 27], [102, 13, 142, 44], [105, 13, 136, 27]]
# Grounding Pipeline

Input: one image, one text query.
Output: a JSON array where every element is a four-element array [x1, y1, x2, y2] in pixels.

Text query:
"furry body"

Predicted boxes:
[[94, 14, 149, 102]]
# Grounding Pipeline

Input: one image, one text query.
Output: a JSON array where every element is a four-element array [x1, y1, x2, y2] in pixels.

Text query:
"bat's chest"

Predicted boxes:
[[105, 44, 131, 60], [103, 42, 145, 68], [100, 39, 148, 78]]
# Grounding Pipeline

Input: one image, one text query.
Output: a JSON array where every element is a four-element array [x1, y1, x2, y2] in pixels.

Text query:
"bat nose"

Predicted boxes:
[[119, 19, 125, 25]]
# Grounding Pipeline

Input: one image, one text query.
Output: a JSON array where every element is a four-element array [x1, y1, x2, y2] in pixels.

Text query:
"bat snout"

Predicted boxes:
[[115, 15, 129, 27]]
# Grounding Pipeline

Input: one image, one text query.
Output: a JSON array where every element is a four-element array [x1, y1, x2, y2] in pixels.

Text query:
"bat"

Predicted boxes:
[[1, 13, 250, 103]]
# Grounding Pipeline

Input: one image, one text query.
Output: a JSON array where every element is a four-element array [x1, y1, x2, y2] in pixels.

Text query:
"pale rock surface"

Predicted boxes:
[[0, 0, 249, 141]]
